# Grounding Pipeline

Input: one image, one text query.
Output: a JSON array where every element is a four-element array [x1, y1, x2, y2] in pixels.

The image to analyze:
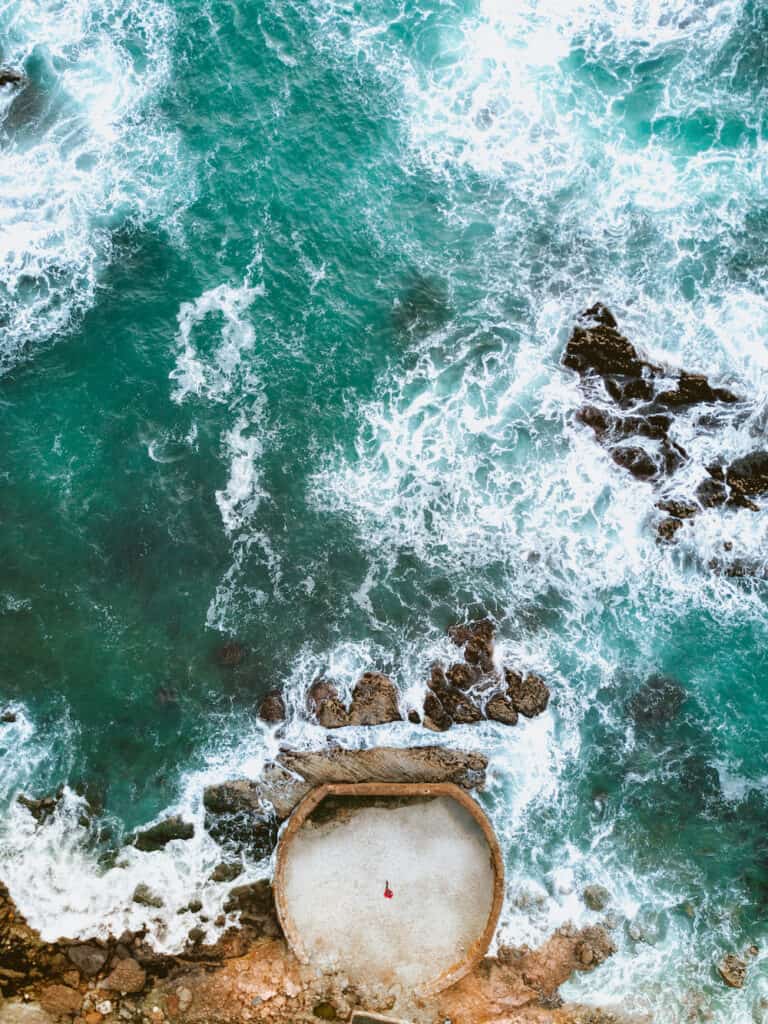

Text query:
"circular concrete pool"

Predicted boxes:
[[274, 782, 504, 997]]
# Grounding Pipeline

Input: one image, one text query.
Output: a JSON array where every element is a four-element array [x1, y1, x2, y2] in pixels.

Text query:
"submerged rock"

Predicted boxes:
[[133, 816, 194, 853], [627, 675, 685, 726], [347, 672, 402, 726], [582, 885, 612, 912], [215, 642, 247, 668]]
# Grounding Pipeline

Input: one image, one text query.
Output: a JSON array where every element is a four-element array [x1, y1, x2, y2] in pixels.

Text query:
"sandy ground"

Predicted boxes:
[[281, 796, 496, 990]]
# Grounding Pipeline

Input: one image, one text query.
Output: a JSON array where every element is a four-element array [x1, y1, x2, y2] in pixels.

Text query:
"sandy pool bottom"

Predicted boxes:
[[280, 796, 496, 990]]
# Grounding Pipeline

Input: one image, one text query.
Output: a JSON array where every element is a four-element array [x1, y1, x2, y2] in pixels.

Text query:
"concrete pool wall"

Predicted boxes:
[[274, 781, 504, 998]]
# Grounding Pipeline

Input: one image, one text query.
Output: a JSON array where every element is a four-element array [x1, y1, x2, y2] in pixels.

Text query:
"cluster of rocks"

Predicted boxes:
[[0, 873, 620, 1024], [305, 620, 549, 734], [563, 304, 768, 543]]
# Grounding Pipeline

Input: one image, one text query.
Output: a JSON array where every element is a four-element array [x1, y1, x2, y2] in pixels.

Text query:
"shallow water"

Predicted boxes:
[[1, 0, 768, 1019]]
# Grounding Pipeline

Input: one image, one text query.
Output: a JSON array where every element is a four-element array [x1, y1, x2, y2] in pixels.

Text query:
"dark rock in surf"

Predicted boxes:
[[307, 678, 338, 708], [203, 781, 277, 858], [407, 709, 421, 724], [66, 943, 107, 977], [209, 862, 243, 883], [132, 884, 164, 908], [446, 661, 482, 690], [485, 693, 519, 726], [0, 68, 25, 88], [610, 445, 658, 481], [656, 499, 698, 519], [507, 670, 550, 718], [133, 815, 194, 853], [627, 674, 685, 726], [656, 371, 738, 409], [718, 953, 747, 989], [657, 517, 683, 543], [1, 709, 17, 723], [440, 688, 483, 724], [17, 790, 63, 824], [563, 304, 655, 383], [215, 641, 247, 668], [259, 690, 286, 723], [725, 451, 768, 504], [448, 619, 495, 673], [347, 672, 402, 726]]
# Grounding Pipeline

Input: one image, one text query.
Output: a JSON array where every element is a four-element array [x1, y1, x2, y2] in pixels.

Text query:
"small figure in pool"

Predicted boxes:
[[383, 880, 393, 899]]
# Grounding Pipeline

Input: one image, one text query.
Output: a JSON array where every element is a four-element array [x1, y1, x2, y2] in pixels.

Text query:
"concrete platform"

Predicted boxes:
[[274, 782, 503, 997]]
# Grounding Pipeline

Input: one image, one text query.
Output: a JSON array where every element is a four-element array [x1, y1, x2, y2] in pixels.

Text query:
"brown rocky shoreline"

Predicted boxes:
[[0, 874, 624, 1024]]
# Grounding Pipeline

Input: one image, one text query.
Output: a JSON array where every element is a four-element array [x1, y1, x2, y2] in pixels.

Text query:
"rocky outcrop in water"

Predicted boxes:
[[0, 68, 25, 88], [562, 305, 768, 546], [258, 691, 286, 724], [0, 863, 618, 1024], [133, 816, 194, 853]]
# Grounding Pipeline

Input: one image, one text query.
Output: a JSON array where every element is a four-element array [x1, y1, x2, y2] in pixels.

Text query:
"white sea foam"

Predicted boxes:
[[0, 0, 191, 370]]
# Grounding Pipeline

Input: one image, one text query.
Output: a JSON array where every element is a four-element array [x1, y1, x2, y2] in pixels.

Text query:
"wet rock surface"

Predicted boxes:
[[258, 691, 286, 723], [562, 305, 767, 546], [134, 816, 194, 852], [717, 952, 747, 988], [627, 674, 686, 726]]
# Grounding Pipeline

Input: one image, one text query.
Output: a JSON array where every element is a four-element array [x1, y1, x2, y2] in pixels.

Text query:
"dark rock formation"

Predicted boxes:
[[656, 499, 698, 519], [422, 690, 452, 732], [258, 690, 286, 723], [563, 304, 655, 385], [507, 670, 551, 718], [209, 862, 243, 883], [446, 661, 482, 690], [132, 884, 164, 908], [347, 672, 402, 726], [134, 816, 194, 852], [656, 517, 683, 543], [1, 709, 17, 723], [656, 371, 738, 409], [0, 68, 25, 88], [202, 780, 277, 858], [439, 687, 483, 724], [307, 678, 338, 708], [17, 792, 62, 824], [448, 618, 495, 673], [718, 953, 747, 988], [626, 674, 685, 726]]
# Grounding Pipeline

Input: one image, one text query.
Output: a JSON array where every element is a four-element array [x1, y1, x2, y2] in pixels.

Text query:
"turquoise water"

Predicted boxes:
[[1, 0, 768, 1018]]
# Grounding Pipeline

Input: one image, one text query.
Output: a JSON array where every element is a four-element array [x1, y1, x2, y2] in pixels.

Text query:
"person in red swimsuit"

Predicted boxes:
[[383, 880, 393, 899]]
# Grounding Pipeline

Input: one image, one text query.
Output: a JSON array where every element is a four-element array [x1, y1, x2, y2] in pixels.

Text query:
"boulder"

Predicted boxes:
[[65, 944, 107, 977], [306, 678, 338, 708], [134, 816, 194, 852], [718, 953, 747, 989], [657, 517, 683, 543], [486, 694, 518, 726], [563, 304, 653, 382], [209, 862, 243, 884], [726, 451, 768, 502], [582, 885, 611, 912], [347, 673, 402, 726], [132, 884, 164, 909], [16, 792, 62, 824], [446, 663, 481, 690], [657, 371, 738, 409], [627, 675, 685, 726], [656, 499, 698, 519], [448, 619, 495, 672], [277, 745, 487, 790], [101, 958, 146, 994], [506, 670, 550, 718], [37, 986, 82, 1018], [439, 688, 483, 724], [610, 445, 658, 481], [316, 698, 350, 729], [258, 691, 286, 723], [1, 710, 16, 723]]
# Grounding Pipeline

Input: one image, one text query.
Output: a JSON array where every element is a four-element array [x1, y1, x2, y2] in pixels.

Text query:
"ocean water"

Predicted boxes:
[[1, 0, 768, 1018]]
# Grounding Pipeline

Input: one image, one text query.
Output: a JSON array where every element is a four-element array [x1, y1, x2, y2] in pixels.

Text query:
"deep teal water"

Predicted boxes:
[[1, 0, 768, 1019]]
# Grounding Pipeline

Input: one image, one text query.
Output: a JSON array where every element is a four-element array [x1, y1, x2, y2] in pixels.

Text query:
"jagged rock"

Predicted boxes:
[[718, 953, 747, 988], [582, 885, 611, 912], [657, 517, 683, 543], [277, 745, 487, 790], [1, 710, 16, 723], [439, 688, 483, 724], [203, 764, 311, 823], [486, 693, 518, 726], [448, 619, 495, 672], [0, 69, 25, 88], [696, 473, 728, 508], [222, 881, 276, 931], [258, 690, 286, 723], [446, 662, 482, 690], [209, 863, 243, 883], [316, 697, 350, 729], [627, 675, 685, 726], [656, 499, 698, 519], [215, 642, 246, 668], [507, 670, 550, 718], [422, 691, 452, 732], [37, 986, 82, 1018], [347, 673, 402, 726], [102, 959, 146, 994], [133, 816, 194, 852], [726, 451, 768, 503], [65, 944, 107, 977], [657, 371, 738, 408], [563, 304, 654, 383], [16, 792, 62, 824], [427, 663, 449, 692], [132, 885, 163, 909], [610, 445, 657, 480]]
